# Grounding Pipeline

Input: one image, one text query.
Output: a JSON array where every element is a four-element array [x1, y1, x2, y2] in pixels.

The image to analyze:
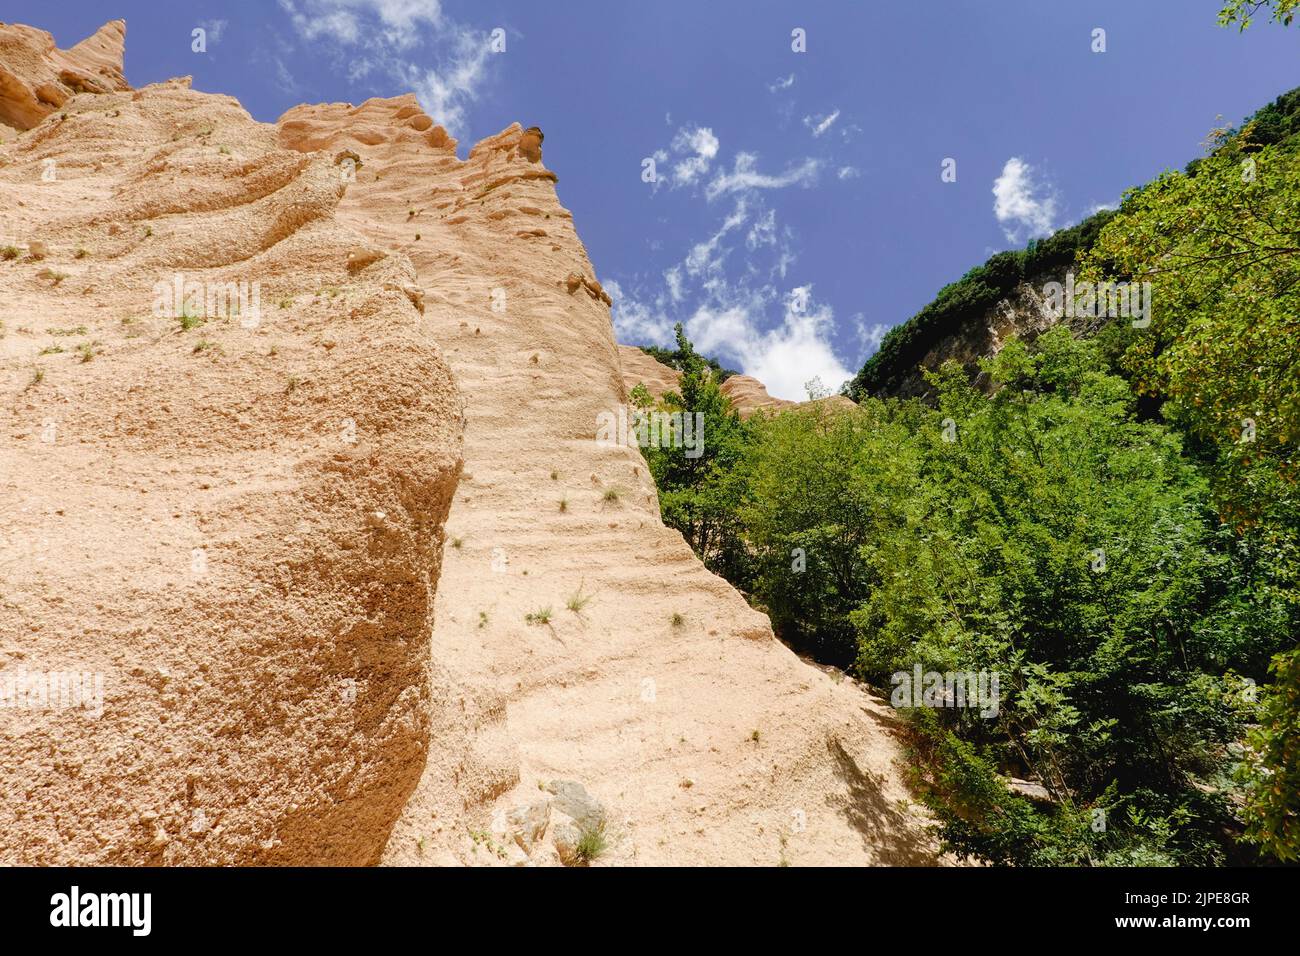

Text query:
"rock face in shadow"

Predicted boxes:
[[0, 24, 462, 864]]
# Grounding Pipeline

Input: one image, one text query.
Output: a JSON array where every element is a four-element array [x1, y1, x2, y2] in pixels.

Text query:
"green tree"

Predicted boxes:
[[741, 399, 919, 666], [1219, 0, 1299, 29], [856, 331, 1277, 864], [644, 324, 753, 582]]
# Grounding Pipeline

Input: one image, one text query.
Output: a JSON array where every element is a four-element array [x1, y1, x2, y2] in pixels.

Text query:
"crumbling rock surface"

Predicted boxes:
[[0, 19, 129, 131], [0, 17, 937, 867], [277, 98, 937, 866], [0, 24, 462, 864]]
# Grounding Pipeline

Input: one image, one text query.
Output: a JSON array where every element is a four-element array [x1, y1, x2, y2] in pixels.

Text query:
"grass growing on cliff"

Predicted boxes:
[[566, 584, 593, 614], [572, 823, 608, 866], [525, 607, 552, 626]]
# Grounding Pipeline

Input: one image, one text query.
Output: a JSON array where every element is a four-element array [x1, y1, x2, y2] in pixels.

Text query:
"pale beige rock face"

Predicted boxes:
[[0, 18, 940, 867], [617, 344, 680, 403], [0, 19, 129, 130], [278, 99, 940, 866], [0, 26, 462, 864]]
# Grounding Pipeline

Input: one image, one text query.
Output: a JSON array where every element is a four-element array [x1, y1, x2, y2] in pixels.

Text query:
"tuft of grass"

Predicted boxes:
[[27, 366, 44, 389], [278, 298, 292, 309], [144, 226, 152, 238], [750, 729, 761, 743], [178, 311, 204, 332], [450, 536, 463, 549], [550, 470, 558, 480], [670, 612, 685, 627], [74, 248, 88, 259], [525, 606, 553, 626], [566, 584, 593, 614], [192, 339, 216, 354], [37, 268, 67, 284], [49, 326, 86, 336], [571, 822, 608, 866], [0, 246, 19, 261], [602, 487, 622, 503], [38, 345, 64, 356], [478, 611, 488, 629], [218, 145, 231, 155], [558, 497, 568, 513], [77, 341, 98, 363]]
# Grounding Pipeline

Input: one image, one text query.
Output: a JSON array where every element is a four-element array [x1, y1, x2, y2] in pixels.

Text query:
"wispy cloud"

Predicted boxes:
[[399, 29, 493, 133], [768, 73, 795, 92], [684, 200, 748, 276], [803, 108, 840, 137], [853, 314, 890, 359], [670, 126, 720, 187], [992, 157, 1058, 242], [705, 153, 821, 201], [607, 280, 675, 345], [611, 191, 849, 400], [199, 19, 228, 44], [278, 0, 495, 134]]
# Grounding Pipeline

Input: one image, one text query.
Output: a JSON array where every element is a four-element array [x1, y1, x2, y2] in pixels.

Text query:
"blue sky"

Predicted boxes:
[[14, 1, 1298, 398]]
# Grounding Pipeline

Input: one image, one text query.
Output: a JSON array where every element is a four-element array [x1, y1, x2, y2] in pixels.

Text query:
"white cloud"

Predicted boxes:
[[280, 0, 444, 45], [606, 280, 674, 345], [670, 126, 720, 187], [705, 153, 821, 201], [401, 29, 492, 133], [279, 0, 493, 134], [199, 19, 228, 44], [664, 265, 684, 303], [685, 287, 851, 401], [768, 73, 795, 92], [853, 314, 890, 358], [684, 200, 748, 276], [992, 157, 1058, 241], [746, 208, 776, 250], [803, 108, 840, 137], [837, 166, 860, 180]]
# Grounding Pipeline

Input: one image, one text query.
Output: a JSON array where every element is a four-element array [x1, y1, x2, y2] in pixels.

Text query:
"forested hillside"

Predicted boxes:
[[636, 68, 1300, 864]]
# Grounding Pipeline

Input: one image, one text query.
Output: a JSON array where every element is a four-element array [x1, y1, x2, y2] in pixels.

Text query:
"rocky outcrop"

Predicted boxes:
[[617, 344, 680, 402], [0, 27, 462, 864], [887, 279, 1068, 399], [0, 19, 128, 130], [719, 373, 798, 417]]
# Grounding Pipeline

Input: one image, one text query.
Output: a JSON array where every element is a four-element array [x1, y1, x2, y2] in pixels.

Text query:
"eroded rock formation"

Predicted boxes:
[[1, 19, 939, 867], [0, 26, 462, 865]]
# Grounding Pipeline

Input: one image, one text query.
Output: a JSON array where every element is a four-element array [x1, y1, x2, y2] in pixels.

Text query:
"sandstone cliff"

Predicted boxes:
[[1, 19, 940, 866], [0, 24, 462, 864]]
